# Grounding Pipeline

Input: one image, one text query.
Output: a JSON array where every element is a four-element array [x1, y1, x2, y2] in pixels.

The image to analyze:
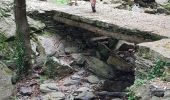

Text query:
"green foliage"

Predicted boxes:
[[162, 3, 170, 11], [0, 3, 12, 19], [127, 90, 138, 100], [44, 57, 58, 79], [133, 79, 147, 86], [147, 59, 166, 80], [0, 33, 15, 59], [14, 29, 29, 80], [0, 7, 6, 18], [15, 38, 25, 77], [127, 79, 147, 100]]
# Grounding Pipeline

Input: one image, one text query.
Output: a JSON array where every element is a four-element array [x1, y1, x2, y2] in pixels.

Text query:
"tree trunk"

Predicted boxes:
[[14, 0, 32, 76]]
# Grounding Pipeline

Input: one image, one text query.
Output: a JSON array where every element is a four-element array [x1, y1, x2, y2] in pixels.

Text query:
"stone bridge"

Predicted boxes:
[[27, 0, 170, 43], [27, 0, 170, 61]]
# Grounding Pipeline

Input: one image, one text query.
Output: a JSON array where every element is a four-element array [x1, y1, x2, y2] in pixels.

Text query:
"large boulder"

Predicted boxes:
[[0, 63, 13, 100], [107, 54, 134, 72], [85, 56, 115, 79], [0, 16, 15, 38], [137, 39, 170, 62], [35, 33, 65, 56]]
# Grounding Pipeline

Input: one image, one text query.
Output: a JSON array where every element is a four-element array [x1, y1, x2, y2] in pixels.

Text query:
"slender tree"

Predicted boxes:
[[14, 0, 32, 77]]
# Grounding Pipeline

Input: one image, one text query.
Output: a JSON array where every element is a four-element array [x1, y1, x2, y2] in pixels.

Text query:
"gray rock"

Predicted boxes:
[[164, 63, 170, 82], [36, 33, 65, 57], [49, 92, 65, 99], [75, 91, 95, 100], [102, 0, 123, 4], [86, 75, 100, 84], [137, 39, 170, 62], [151, 96, 161, 100], [20, 87, 32, 96], [46, 83, 59, 90], [75, 87, 95, 100], [144, 8, 157, 14], [150, 85, 165, 97], [71, 53, 85, 65], [76, 87, 91, 92], [155, 0, 168, 5], [85, 56, 115, 79], [77, 70, 85, 75], [115, 40, 135, 51], [0, 15, 16, 38], [70, 74, 81, 80], [107, 55, 133, 72], [43, 92, 65, 100], [111, 0, 123, 4], [164, 90, 170, 97], [161, 97, 170, 100], [163, 98, 170, 100], [40, 83, 57, 93], [28, 17, 46, 31], [0, 63, 13, 100], [65, 94, 75, 100], [96, 43, 110, 59], [35, 55, 47, 67], [63, 79, 79, 86], [111, 98, 122, 100], [65, 47, 78, 54]]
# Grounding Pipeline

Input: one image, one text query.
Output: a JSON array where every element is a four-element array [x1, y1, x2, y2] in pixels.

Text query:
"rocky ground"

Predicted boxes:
[[13, 19, 134, 99]]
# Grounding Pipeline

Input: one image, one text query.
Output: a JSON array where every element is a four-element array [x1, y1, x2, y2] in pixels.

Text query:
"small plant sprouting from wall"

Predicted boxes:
[[127, 90, 138, 100], [147, 59, 166, 80], [127, 79, 147, 100]]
